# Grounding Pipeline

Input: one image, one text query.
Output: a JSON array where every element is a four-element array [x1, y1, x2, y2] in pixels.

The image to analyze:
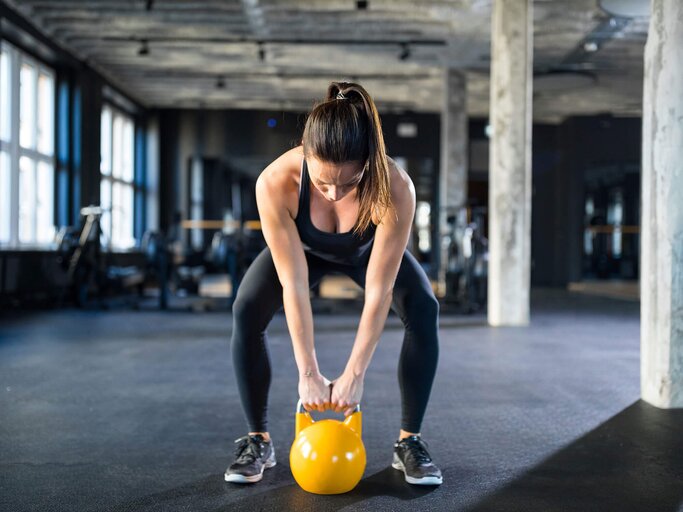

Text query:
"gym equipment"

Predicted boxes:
[[176, 219, 265, 308], [141, 231, 170, 309], [289, 399, 366, 495], [210, 232, 241, 306], [64, 206, 107, 306], [444, 206, 488, 313], [61, 206, 146, 308], [55, 226, 80, 266]]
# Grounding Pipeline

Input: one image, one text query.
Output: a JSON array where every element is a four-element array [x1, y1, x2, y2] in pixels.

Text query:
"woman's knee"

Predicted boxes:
[[423, 293, 440, 317], [397, 290, 439, 337], [231, 290, 269, 339], [403, 290, 439, 319], [231, 288, 254, 320]]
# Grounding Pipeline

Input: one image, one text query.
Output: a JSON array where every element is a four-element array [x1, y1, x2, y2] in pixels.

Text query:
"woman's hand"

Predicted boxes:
[[298, 372, 332, 412], [330, 371, 364, 417]]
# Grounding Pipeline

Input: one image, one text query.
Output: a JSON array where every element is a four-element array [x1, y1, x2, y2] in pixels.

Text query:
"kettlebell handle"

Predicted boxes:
[[296, 398, 361, 415]]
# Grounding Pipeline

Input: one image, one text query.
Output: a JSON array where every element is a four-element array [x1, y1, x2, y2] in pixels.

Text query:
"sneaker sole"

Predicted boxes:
[[392, 453, 443, 486], [224, 457, 277, 484]]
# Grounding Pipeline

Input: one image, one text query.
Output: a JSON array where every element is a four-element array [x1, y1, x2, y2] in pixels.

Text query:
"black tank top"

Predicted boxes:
[[294, 158, 376, 266]]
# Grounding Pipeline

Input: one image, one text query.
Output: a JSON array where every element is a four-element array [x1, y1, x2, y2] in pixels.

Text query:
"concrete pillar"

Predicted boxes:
[[640, 0, 683, 408], [438, 69, 468, 296], [487, 0, 533, 326]]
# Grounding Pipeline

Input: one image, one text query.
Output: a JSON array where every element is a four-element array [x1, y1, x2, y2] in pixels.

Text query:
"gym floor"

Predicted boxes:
[[2, 289, 682, 512]]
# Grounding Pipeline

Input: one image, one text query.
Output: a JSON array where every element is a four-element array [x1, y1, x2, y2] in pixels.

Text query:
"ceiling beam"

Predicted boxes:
[[61, 35, 449, 46]]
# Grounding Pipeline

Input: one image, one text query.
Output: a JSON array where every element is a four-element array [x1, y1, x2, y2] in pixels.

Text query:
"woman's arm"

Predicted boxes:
[[331, 162, 416, 415], [255, 164, 330, 412]]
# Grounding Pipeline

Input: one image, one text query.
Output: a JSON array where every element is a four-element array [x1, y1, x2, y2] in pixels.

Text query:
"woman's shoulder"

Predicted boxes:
[[368, 156, 414, 227], [386, 156, 415, 207], [256, 145, 304, 218]]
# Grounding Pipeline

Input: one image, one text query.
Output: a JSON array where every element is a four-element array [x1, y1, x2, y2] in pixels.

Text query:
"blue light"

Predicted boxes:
[[267, 118, 277, 128]]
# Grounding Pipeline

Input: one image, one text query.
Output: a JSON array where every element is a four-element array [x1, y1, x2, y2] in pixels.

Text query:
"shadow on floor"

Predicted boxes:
[[463, 400, 683, 512], [222, 467, 439, 512], [108, 466, 438, 512]]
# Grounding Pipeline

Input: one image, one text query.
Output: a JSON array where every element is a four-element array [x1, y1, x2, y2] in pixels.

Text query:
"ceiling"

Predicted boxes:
[[3, 0, 650, 122]]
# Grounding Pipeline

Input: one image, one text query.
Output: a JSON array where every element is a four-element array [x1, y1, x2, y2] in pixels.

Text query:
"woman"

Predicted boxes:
[[225, 82, 442, 486]]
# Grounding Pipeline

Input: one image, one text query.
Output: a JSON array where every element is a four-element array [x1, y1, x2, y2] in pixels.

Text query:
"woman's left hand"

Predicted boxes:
[[330, 371, 364, 417]]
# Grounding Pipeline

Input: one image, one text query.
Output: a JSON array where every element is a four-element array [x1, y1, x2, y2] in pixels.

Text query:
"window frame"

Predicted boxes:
[[100, 101, 138, 250], [0, 39, 56, 248]]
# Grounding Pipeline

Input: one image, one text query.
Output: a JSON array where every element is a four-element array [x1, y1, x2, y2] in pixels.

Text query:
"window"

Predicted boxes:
[[190, 156, 203, 250], [607, 188, 624, 258], [0, 41, 55, 246], [0, 47, 10, 243], [100, 104, 135, 249], [415, 201, 431, 253]]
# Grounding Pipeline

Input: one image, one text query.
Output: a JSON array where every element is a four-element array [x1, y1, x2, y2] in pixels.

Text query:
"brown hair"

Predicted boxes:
[[301, 81, 395, 236]]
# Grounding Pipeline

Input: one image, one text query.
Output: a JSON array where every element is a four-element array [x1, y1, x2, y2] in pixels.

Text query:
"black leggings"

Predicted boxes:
[[230, 246, 440, 434]]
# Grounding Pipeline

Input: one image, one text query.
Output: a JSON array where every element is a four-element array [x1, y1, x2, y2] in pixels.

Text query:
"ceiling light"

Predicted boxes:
[[398, 43, 410, 61], [561, 16, 630, 67], [138, 39, 149, 56], [583, 41, 599, 52]]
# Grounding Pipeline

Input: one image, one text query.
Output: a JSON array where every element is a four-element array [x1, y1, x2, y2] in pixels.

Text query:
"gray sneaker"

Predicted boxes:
[[224, 434, 277, 483], [392, 435, 443, 485]]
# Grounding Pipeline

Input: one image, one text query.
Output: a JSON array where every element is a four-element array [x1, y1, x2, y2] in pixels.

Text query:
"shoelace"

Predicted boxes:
[[233, 435, 266, 463], [398, 436, 433, 465]]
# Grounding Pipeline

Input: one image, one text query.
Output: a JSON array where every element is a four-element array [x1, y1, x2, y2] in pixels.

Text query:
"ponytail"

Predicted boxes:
[[302, 81, 395, 236]]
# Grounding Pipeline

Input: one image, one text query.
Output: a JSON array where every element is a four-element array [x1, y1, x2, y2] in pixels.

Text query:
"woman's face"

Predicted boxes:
[[307, 156, 367, 202]]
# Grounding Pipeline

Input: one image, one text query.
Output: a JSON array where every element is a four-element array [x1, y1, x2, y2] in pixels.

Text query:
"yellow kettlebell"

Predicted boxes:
[[290, 398, 366, 494]]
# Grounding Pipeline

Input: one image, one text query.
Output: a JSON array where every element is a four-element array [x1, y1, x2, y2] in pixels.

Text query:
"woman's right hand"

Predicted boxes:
[[298, 371, 332, 412]]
